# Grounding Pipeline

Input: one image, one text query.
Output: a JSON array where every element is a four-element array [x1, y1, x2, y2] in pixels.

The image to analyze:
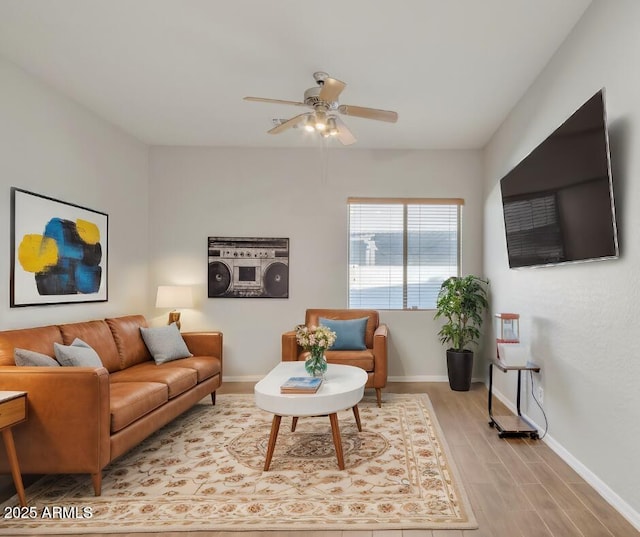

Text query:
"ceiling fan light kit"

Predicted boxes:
[[244, 71, 398, 146], [314, 108, 327, 131], [303, 115, 315, 132], [326, 116, 338, 136]]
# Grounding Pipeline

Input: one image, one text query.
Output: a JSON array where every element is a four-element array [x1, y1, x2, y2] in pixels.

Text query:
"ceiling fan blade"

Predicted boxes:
[[319, 77, 346, 103], [338, 104, 398, 123], [244, 96, 307, 107], [267, 113, 308, 134], [334, 116, 357, 146]]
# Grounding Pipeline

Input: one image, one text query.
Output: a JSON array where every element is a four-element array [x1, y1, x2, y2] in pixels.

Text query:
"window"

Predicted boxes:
[[348, 198, 462, 310]]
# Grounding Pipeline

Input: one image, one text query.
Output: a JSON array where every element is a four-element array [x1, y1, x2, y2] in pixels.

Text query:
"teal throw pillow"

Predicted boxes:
[[319, 317, 368, 351], [54, 338, 103, 367], [14, 348, 61, 367], [140, 323, 193, 364]]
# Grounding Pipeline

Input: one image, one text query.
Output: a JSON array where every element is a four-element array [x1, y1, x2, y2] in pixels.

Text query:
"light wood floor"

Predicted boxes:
[[1, 382, 637, 537]]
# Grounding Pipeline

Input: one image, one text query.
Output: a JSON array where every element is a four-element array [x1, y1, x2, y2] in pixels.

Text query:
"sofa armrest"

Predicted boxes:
[[0, 366, 110, 475], [282, 330, 301, 361], [372, 323, 389, 379], [182, 332, 223, 360]]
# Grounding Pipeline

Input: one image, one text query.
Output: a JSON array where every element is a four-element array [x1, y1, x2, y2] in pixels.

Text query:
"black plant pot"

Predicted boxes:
[[446, 349, 474, 391]]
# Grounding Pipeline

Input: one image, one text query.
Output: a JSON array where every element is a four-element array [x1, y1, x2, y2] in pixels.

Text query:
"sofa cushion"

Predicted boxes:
[[106, 315, 153, 369], [14, 348, 60, 367], [140, 324, 193, 364], [110, 363, 197, 399], [157, 356, 221, 383], [109, 381, 168, 433], [319, 316, 368, 350], [54, 339, 103, 367], [324, 349, 375, 371], [59, 320, 121, 372], [0, 325, 63, 366]]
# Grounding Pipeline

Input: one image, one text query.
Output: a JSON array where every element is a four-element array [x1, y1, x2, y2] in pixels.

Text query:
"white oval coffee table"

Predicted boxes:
[[254, 361, 368, 471]]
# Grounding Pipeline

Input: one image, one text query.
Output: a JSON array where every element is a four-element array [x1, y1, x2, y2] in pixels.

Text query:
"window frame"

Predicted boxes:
[[347, 197, 464, 311]]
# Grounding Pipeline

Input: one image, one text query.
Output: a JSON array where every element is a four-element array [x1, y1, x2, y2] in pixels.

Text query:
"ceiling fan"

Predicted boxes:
[[244, 71, 398, 145]]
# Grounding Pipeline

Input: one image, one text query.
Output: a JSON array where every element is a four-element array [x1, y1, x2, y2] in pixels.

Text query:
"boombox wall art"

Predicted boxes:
[[207, 237, 289, 298]]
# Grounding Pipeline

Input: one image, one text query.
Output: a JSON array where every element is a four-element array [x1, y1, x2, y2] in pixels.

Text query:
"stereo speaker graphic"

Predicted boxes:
[[207, 237, 289, 298]]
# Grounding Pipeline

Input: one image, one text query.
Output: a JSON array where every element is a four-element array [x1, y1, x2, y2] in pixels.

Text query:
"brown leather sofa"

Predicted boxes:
[[282, 309, 388, 406], [0, 314, 222, 496]]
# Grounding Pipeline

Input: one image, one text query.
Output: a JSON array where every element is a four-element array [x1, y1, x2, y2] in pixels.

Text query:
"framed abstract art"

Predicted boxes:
[[10, 187, 108, 307]]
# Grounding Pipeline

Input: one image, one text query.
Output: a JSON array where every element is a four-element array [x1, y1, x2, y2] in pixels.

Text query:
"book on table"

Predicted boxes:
[[280, 376, 323, 394]]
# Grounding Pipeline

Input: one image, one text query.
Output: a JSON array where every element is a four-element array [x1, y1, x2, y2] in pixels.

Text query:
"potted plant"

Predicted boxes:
[[434, 275, 489, 391]]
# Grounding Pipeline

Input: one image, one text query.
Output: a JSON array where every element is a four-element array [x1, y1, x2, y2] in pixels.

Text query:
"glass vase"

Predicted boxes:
[[304, 349, 327, 378]]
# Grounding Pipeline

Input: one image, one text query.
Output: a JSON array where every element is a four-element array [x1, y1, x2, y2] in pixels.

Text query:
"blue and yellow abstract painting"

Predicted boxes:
[[18, 217, 102, 295], [11, 188, 108, 306]]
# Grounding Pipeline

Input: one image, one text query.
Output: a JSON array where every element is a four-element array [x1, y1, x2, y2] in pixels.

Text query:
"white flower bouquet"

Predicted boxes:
[[295, 324, 336, 355], [295, 324, 336, 377]]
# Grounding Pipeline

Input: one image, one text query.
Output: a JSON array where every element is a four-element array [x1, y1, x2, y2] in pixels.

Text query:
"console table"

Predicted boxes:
[[488, 358, 540, 439], [0, 391, 28, 506]]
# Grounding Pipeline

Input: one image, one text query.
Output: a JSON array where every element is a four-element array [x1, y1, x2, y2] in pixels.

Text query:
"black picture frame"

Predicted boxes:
[[10, 187, 109, 307], [208, 237, 289, 298]]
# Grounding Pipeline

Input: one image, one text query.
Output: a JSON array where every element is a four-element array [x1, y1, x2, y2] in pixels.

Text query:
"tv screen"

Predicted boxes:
[[500, 89, 619, 268]]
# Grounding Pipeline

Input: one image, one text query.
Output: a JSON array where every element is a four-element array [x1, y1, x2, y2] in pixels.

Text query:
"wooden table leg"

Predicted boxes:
[[2, 429, 27, 507], [263, 415, 282, 471], [328, 413, 345, 470], [290, 416, 298, 432], [351, 404, 362, 432]]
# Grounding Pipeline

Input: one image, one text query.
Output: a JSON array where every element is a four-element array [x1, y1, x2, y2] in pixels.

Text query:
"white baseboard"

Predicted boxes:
[[387, 376, 485, 383], [224, 375, 484, 384], [388, 375, 448, 382], [222, 375, 262, 383], [490, 386, 640, 532]]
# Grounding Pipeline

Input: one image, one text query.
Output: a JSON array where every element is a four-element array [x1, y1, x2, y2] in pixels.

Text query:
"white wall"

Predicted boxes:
[[149, 146, 484, 380], [483, 0, 640, 524], [0, 57, 150, 327]]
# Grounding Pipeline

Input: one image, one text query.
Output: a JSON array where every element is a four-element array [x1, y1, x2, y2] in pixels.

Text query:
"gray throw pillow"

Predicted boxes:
[[140, 323, 193, 364], [54, 338, 103, 367], [14, 348, 61, 367]]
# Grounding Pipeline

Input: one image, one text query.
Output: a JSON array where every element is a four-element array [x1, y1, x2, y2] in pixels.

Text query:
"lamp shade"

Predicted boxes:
[[156, 286, 193, 309]]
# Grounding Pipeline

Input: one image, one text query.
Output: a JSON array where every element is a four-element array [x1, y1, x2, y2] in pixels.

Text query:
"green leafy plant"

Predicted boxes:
[[434, 275, 489, 352]]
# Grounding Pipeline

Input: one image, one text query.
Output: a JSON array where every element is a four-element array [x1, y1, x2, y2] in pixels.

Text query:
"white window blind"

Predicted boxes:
[[348, 198, 462, 310]]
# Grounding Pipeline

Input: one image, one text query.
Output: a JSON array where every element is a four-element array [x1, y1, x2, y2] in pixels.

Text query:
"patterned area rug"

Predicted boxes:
[[2, 393, 476, 533]]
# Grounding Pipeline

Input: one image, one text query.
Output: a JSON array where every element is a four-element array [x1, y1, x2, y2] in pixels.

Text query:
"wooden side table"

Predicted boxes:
[[0, 391, 28, 506]]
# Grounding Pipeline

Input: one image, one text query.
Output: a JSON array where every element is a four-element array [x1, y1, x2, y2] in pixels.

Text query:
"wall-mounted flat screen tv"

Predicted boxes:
[[500, 89, 619, 268]]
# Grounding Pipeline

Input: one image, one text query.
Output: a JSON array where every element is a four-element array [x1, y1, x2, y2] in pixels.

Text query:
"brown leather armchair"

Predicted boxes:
[[282, 309, 388, 407]]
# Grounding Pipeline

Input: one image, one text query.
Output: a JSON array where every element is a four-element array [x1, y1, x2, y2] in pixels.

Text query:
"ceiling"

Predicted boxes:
[[0, 0, 592, 149]]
